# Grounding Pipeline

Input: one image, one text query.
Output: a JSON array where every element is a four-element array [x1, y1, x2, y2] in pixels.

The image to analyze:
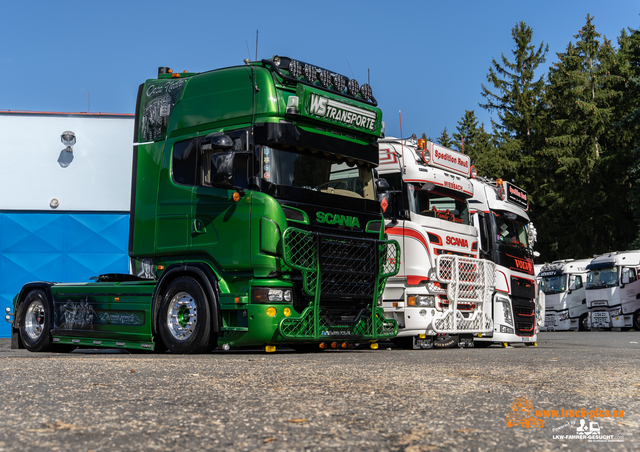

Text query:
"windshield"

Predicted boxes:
[[491, 211, 530, 248], [261, 146, 374, 200], [587, 267, 619, 289], [406, 184, 470, 225], [540, 275, 567, 294]]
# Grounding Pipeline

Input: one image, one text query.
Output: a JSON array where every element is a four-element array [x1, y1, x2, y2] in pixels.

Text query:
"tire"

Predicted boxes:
[[433, 333, 459, 349], [158, 276, 213, 354], [579, 314, 589, 331], [633, 310, 640, 331], [19, 289, 54, 352]]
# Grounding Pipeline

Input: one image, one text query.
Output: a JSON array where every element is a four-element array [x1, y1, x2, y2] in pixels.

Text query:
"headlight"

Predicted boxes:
[[501, 300, 513, 325], [611, 308, 622, 317], [500, 325, 514, 334], [407, 295, 435, 307], [558, 312, 569, 321], [253, 288, 293, 303]]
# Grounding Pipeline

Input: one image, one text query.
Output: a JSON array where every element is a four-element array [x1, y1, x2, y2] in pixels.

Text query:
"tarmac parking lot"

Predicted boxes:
[[0, 331, 638, 451]]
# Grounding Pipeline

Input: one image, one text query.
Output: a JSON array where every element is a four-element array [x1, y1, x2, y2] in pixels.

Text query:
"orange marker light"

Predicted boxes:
[[114, 297, 120, 302], [319, 342, 326, 349], [157, 265, 165, 270], [232, 192, 241, 202], [496, 178, 503, 187]]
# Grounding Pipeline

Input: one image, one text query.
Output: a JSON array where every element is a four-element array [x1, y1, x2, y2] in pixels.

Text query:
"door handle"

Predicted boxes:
[[192, 219, 206, 234]]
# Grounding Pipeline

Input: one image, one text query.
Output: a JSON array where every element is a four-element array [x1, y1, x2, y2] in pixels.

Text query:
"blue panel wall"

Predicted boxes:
[[0, 212, 129, 338]]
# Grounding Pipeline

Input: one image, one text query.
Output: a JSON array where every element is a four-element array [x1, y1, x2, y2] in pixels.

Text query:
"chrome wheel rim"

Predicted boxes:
[[167, 291, 197, 341], [25, 300, 45, 340]]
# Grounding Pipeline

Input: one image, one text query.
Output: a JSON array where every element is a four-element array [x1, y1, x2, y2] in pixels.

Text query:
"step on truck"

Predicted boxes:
[[376, 137, 496, 349], [4, 55, 400, 353], [470, 177, 541, 346], [586, 251, 640, 331], [539, 259, 591, 331]]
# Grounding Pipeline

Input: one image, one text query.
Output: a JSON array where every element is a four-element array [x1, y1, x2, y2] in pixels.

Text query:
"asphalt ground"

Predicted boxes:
[[0, 332, 638, 451]]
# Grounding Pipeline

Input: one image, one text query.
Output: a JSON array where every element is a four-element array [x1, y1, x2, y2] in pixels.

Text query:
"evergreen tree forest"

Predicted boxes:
[[429, 16, 640, 263]]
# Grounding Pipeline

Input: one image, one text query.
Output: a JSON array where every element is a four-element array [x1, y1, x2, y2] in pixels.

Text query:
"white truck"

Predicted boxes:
[[586, 251, 640, 330], [469, 177, 540, 346], [538, 259, 591, 331], [377, 137, 495, 349]]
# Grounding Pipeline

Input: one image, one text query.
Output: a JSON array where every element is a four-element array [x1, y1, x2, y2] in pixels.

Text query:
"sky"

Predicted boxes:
[[2, 0, 638, 145]]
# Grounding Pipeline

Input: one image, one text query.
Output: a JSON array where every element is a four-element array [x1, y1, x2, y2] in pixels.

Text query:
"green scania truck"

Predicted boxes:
[[5, 56, 399, 353]]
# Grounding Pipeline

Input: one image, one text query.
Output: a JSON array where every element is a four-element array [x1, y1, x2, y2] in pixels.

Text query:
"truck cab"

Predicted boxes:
[[377, 137, 495, 349], [586, 251, 640, 331], [470, 178, 539, 346], [539, 259, 590, 331]]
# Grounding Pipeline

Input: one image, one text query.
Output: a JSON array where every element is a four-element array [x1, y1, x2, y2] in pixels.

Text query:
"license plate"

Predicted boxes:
[[522, 336, 532, 342], [593, 312, 609, 321]]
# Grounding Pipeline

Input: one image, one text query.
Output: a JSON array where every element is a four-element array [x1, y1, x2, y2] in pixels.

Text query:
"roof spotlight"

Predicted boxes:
[[360, 83, 372, 101], [303, 64, 317, 82], [289, 59, 302, 78], [347, 79, 359, 96], [332, 74, 346, 92], [319, 69, 331, 88]]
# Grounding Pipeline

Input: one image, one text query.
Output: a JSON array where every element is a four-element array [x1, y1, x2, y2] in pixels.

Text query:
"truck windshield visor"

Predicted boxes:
[[260, 146, 373, 200], [406, 184, 470, 225], [540, 275, 567, 294], [587, 266, 618, 289], [491, 211, 530, 248]]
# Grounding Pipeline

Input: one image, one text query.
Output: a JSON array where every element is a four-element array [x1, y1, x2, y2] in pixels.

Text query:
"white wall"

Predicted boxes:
[[0, 113, 135, 211]]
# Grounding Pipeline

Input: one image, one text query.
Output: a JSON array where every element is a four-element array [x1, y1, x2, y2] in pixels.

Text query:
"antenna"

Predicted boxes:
[[245, 41, 251, 60], [88, 91, 90, 112], [399, 110, 405, 173], [368, 68, 370, 85], [255, 29, 259, 61], [346, 58, 355, 78]]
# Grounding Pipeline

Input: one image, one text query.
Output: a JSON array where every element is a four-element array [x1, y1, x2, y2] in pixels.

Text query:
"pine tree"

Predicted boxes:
[[541, 15, 633, 259], [479, 21, 548, 190], [437, 127, 454, 149]]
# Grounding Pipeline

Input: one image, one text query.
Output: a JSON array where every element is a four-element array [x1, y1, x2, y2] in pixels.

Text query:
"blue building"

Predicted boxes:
[[1, 112, 134, 338]]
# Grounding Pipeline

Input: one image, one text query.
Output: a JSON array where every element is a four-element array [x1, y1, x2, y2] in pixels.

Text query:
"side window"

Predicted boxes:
[[172, 139, 198, 186], [570, 275, 583, 290]]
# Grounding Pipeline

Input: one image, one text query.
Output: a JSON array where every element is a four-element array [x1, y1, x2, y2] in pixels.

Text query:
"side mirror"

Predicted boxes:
[[376, 178, 390, 193], [203, 132, 235, 151], [211, 152, 235, 188], [622, 272, 630, 285]]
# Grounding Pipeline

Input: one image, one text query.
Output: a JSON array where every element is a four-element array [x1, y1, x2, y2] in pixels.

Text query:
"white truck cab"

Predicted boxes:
[[470, 177, 540, 346], [586, 251, 640, 330], [377, 137, 495, 349], [539, 259, 591, 331]]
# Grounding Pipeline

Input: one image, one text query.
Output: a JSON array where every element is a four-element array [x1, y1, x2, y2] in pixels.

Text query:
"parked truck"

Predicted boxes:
[[376, 137, 496, 349], [539, 259, 591, 331], [470, 177, 540, 346], [586, 251, 640, 330], [4, 55, 400, 353]]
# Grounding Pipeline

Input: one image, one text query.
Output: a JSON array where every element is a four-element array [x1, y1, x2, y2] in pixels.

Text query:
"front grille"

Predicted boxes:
[[514, 306, 535, 316], [516, 322, 534, 333], [319, 235, 377, 298]]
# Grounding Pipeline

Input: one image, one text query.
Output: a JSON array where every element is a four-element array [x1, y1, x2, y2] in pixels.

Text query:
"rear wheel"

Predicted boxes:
[[158, 277, 213, 354], [19, 289, 54, 352], [633, 310, 640, 331]]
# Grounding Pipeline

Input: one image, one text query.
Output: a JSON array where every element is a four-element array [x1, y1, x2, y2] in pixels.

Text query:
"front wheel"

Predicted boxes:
[[19, 289, 54, 352], [158, 277, 213, 354], [633, 310, 640, 331], [579, 314, 589, 331]]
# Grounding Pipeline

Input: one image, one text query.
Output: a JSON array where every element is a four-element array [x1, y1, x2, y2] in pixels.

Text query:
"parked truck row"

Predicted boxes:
[[4, 55, 545, 353], [538, 252, 640, 331]]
